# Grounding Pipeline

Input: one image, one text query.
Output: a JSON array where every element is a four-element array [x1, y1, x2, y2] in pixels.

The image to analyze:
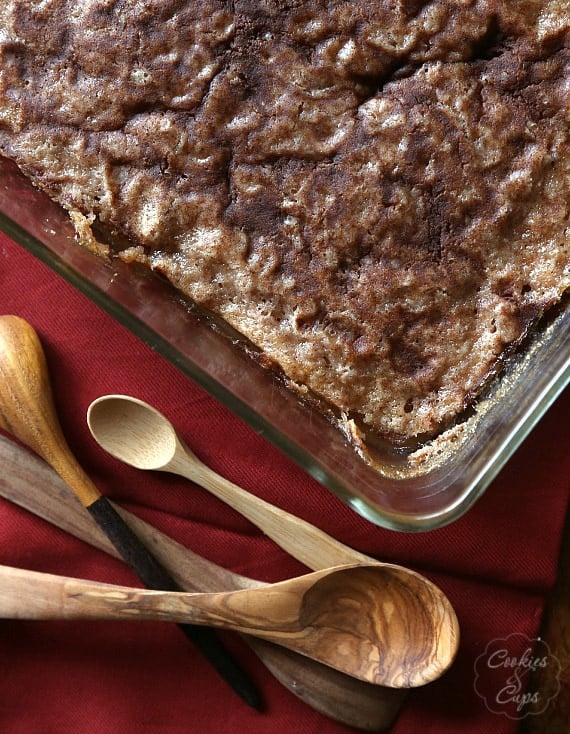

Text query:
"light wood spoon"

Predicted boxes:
[[0, 560, 456, 688], [0, 433, 406, 731], [87, 395, 400, 568]]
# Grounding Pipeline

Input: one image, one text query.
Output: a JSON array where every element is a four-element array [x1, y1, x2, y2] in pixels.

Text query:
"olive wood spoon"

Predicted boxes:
[[0, 560, 456, 688], [0, 434, 406, 731], [0, 314, 261, 709], [87, 394, 385, 569]]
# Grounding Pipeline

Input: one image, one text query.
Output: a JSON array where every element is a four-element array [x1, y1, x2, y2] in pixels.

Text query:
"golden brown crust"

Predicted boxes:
[[0, 1, 568, 441]]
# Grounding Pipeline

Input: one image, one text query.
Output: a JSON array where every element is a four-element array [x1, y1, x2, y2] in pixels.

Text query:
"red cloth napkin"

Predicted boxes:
[[0, 231, 568, 733]]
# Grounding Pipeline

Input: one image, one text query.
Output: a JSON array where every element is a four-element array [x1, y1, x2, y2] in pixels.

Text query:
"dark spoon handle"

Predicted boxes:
[[87, 495, 263, 711]]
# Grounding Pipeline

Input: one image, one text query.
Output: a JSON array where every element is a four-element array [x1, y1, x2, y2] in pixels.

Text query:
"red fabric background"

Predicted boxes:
[[0, 231, 568, 733]]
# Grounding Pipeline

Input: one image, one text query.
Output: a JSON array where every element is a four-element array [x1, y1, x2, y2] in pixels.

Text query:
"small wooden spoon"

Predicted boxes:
[[0, 560, 456, 688], [87, 395, 391, 568]]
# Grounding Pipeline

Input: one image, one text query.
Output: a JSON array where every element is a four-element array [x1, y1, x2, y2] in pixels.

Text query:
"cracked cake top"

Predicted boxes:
[[0, 0, 568, 442]]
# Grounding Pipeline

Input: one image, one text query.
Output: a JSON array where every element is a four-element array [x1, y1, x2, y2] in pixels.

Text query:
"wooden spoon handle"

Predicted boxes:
[[0, 563, 203, 623], [177, 450, 374, 571], [0, 562, 301, 642]]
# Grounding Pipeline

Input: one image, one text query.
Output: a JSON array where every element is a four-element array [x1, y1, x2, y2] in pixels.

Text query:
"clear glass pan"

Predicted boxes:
[[1, 156, 568, 531]]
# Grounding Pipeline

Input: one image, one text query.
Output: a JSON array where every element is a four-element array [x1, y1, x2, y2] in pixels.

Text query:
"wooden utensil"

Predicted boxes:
[[85, 397, 452, 590], [0, 314, 261, 709], [0, 434, 406, 731], [0, 560, 457, 688], [86, 394, 389, 568]]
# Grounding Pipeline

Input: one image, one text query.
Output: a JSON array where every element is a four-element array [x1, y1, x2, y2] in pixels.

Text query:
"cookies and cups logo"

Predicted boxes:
[[474, 633, 561, 720]]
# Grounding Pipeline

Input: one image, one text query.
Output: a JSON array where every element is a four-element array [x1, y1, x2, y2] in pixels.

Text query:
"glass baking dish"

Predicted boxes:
[[1, 155, 568, 532]]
